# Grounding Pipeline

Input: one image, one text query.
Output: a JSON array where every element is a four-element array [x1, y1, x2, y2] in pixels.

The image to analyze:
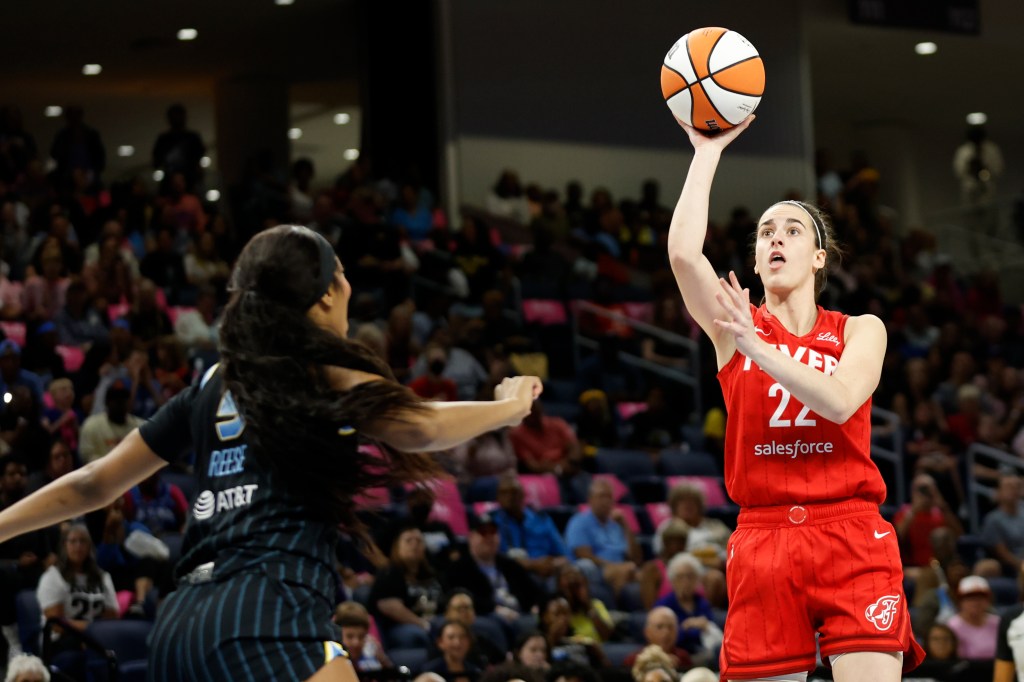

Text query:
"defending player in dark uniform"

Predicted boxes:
[[0, 225, 542, 681]]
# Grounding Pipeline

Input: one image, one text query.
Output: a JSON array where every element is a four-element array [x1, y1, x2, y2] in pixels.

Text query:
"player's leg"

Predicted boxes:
[[306, 656, 359, 682], [830, 651, 902, 682]]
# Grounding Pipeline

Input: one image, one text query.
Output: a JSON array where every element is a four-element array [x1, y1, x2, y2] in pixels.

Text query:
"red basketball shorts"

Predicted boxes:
[[719, 499, 925, 680]]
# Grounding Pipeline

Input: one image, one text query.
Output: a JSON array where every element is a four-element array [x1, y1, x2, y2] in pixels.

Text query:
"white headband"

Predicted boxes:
[[775, 200, 824, 249]]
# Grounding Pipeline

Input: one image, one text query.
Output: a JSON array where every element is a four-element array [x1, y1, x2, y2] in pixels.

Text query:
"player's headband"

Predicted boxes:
[[774, 200, 824, 249], [305, 230, 338, 309]]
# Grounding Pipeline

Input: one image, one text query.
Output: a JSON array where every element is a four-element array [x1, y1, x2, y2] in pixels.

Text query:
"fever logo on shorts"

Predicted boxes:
[[864, 594, 901, 631]]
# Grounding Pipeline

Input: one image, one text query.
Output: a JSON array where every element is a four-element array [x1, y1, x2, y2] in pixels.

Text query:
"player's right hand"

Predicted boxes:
[[495, 376, 543, 418], [677, 114, 755, 152]]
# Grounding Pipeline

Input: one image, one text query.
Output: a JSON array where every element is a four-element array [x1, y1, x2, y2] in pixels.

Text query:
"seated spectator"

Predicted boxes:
[[53, 276, 108, 348], [514, 630, 550, 671], [640, 297, 691, 371], [152, 335, 189, 401], [640, 519, 690, 610], [139, 227, 187, 305], [924, 622, 960, 664], [423, 620, 482, 682], [36, 524, 119, 657], [375, 486, 457, 567], [439, 589, 507, 666], [122, 471, 188, 537], [22, 323, 67, 387], [565, 477, 641, 597], [4, 653, 51, 682], [333, 601, 392, 674], [539, 596, 608, 668], [623, 606, 692, 671], [391, 183, 434, 243], [158, 172, 207, 239], [653, 483, 730, 608], [368, 526, 443, 650], [894, 473, 964, 576], [575, 390, 618, 452], [173, 285, 220, 354], [630, 645, 678, 682], [41, 378, 81, 454], [509, 402, 581, 477], [554, 563, 612, 643], [79, 380, 143, 463], [409, 329, 487, 401], [981, 470, 1024, 575], [450, 426, 517, 484], [492, 473, 568, 579], [184, 231, 230, 290], [947, 575, 999, 660], [409, 344, 459, 401], [22, 243, 69, 322], [0, 340, 44, 405], [128, 278, 173, 346], [654, 554, 720, 664], [82, 235, 133, 314], [442, 513, 538, 629], [26, 440, 75, 494], [626, 387, 682, 450], [486, 171, 531, 225], [0, 386, 51, 473]]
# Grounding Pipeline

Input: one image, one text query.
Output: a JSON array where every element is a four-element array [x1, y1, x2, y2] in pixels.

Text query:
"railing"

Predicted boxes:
[[965, 442, 1021, 533], [870, 407, 905, 509], [571, 300, 702, 423]]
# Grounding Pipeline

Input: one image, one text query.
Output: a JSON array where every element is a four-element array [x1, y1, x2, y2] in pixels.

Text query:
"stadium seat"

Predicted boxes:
[[471, 501, 499, 516], [465, 476, 499, 503], [543, 378, 579, 403], [15, 589, 41, 655], [617, 581, 644, 612], [389, 647, 429, 674], [645, 503, 671, 530], [161, 533, 185, 564], [681, 425, 706, 451], [604, 641, 640, 667], [665, 475, 728, 507], [595, 448, 656, 478], [956, 534, 987, 566], [406, 479, 468, 536], [659, 448, 719, 476], [542, 505, 578, 534], [988, 576, 1020, 606], [541, 401, 581, 423], [628, 475, 667, 504], [519, 474, 562, 507], [593, 473, 630, 502], [87, 620, 152, 680], [160, 469, 198, 503]]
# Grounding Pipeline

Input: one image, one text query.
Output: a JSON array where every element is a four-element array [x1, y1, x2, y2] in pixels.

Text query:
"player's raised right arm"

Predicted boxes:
[[667, 116, 754, 362], [0, 430, 167, 545]]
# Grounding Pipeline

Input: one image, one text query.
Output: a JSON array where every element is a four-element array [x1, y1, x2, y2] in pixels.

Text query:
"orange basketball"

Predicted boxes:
[[661, 27, 765, 132]]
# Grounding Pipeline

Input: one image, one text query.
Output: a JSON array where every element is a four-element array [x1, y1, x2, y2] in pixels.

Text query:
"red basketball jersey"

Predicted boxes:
[[716, 304, 887, 507]]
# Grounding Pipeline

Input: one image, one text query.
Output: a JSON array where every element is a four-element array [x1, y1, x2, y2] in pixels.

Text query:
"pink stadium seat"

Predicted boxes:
[[646, 502, 672, 529], [593, 473, 629, 502], [666, 475, 728, 507], [406, 478, 468, 536], [521, 299, 568, 325], [107, 302, 130, 322], [55, 345, 85, 373], [576, 502, 641, 535], [354, 487, 391, 509], [0, 321, 26, 346], [519, 474, 562, 507], [616, 402, 648, 421], [620, 302, 654, 323], [472, 501, 499, 516]]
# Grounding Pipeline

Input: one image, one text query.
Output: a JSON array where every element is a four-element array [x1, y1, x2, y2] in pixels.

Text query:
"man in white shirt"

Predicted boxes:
[[79, 380, 143, 463]]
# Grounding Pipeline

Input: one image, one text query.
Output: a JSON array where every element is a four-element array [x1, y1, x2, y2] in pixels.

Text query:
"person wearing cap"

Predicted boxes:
[[492, 472, 568, 579], [443, 511, 539, 630], [947, 575, 999, 660], [0, 225, 544, 682], [0, 340, 44, 406], [78, 380, 143, 464]]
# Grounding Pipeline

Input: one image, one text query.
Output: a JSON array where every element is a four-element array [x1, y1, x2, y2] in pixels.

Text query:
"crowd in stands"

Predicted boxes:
[[1, 99, 1023, 682]]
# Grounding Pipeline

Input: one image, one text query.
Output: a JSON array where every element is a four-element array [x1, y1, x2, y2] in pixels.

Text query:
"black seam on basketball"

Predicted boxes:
[[662, 63, 694, 99], [684, 35, 702, 94], [709, 54, 761, 77], [706, 30, 727, 76], [707, 73, 764, 98]]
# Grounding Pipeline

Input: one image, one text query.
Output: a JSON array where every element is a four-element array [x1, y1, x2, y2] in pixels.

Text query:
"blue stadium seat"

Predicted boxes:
[[161, 532, 185, 565], [681, 425, 706, 451], [87, 620, 152, 681], [15, 589, 41, 655], [595, 448, 656, 478], [604, 641, 640, 666], [389, 647, 429, 674], [542, 401, 581, 423], [627, 475, 667, 504], [659, 448, 719, 476], [543, 378, 579, 404], [542, 505, 577, 534], [617, 581, 644, 612], [988, 576, 1020, 606], [956, 534, 987, 565], [465, 476, 499, 503]]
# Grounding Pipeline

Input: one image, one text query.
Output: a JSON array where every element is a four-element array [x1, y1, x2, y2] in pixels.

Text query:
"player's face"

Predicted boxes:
[[754, 204, 825, 293], [329, 259, 352, 337]]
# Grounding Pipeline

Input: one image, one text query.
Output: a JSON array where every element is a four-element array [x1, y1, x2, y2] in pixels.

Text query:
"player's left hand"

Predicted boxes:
[[712, 271, 761, 357]]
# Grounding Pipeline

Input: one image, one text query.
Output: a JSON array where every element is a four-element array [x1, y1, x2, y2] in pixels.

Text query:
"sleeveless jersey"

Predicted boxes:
[[716, 305, 887, 507], [138, 366, 344, 602]]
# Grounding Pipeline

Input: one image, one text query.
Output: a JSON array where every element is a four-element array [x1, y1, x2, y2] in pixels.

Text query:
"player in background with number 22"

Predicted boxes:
[[667, 114, 924, 682]]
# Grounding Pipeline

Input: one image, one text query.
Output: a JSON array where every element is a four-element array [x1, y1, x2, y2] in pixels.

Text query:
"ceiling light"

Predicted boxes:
[[44, 106, 63, 118], [275, 0, 295, 5], [82, 64, 103, 75], [333, 113, 351, 125], [288, 127, 302, 140], [153, 170, 165, 182], [117, 145, 135, 157], [914, 42, 937, 55], [205, 189, 221, 202], [343, 149, 360, 161], [966, 112, 987, 125], [200, 156, 212, 168], [177, 28, 198, 41]]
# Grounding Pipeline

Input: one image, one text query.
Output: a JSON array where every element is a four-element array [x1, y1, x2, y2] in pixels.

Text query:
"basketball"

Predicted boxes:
[[661, 27, 765, 132]]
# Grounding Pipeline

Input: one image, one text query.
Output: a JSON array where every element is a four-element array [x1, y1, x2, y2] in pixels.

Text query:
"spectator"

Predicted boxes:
[[538, 596, 607, 668], [152, 104, 206, 192], [640, 519, 690, 610], [54, 278, 109, 348], [409, 330, 487, 401], [623, 606, 692, 671], [184, 231, 230, 290], [0, 341, 44, 405], [288, 159, 316, 224], [509, 402, 581, 477], [981, 470, 1024, 575], [139, 227, 187, 305], [36, 524, 119, 657], [49, 105, 106, 190], [439, 588, 507, 666], [375, 486, 458, 567], [333, 601, 393, 674], [552, 563, 613, 643], [442, 512, 538, 627], [152, 335, 189, 400], [423, 619, 482, 682], [78, 380, 143, 463], [368, 526, 443, 650], [947, 575, 999, 660], [452, 217, 506, 303], [514, 631, 550, 671], [894, 473, 964, 575], [0, 387, 50, 473], [122, 471, 188, 537], [641, 297, 691, 371], [4, 653, 51, 682], [158, 172, 207, 239], [21, 244, 69, 323], [26, 440, 74, 494], [654, 554, 720, 663], [629, 645, 679, 682], [626, 386, 682, 450], [953, 124, 1004, 208], [409, 344, 459, 401], [127, 278, 173, 346], [81, 235, 133, 315], [564, 477, 641, 597], [21, 323, 66, 388], [173, 285, 220, 354], [391, 183, 434, 243], [924, 622, 960, 664], [653, 483, 729, 608], [492, 472, 568, 579], [450, 424, 517, 485], [575, 390, 618, 452], [486, 171, 530, 225]]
